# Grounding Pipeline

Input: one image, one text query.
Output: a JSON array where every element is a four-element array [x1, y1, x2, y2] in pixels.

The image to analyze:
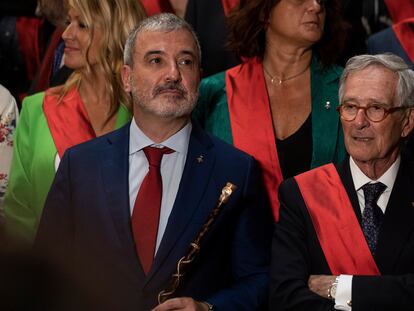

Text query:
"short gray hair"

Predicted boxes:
[[123, 13, 201, 67], [339, 54, 414, 108]]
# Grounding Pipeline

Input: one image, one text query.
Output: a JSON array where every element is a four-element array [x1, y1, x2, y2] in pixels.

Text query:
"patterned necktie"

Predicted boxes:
[[361, 182, 386, 254], [132, 146, 174, 274]]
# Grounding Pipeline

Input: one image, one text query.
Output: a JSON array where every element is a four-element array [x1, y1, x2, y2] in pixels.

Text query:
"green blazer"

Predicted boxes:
[[4, 91, 131, 243], [193, 58, 346, 169]]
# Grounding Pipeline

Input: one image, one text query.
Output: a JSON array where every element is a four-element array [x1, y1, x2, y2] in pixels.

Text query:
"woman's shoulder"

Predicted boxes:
[[22, 92, 46, 105], [20, 92, 46, 114], [0, 85, 17, 115], [326, 63, 343, 78], [311, 60, 343, 89], [200, 71, 226, 89], [313, 58, 343, 79]]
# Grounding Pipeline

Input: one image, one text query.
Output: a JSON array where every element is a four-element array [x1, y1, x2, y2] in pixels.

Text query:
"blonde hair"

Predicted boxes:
[[60, 0, 146, 115]]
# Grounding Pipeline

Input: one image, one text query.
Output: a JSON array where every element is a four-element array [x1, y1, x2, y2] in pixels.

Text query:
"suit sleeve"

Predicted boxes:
[[34, 148, 74, 266], [352, 274, 414, 310], [207, 158, 274, 311], [269, 178, 335, 311]]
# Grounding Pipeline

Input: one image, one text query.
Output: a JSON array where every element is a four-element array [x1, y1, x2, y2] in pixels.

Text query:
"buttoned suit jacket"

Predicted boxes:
[[35, 122, 273, 311], [270, 158, 414, 311]]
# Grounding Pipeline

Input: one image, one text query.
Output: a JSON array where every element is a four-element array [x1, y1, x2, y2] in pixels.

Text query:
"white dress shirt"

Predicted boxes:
[[334, 156, 400, 310], [128, 119, 191, 254]]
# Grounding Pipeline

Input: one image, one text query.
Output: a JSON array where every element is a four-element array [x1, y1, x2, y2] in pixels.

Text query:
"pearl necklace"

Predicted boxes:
[[263, 64, 310, 85]]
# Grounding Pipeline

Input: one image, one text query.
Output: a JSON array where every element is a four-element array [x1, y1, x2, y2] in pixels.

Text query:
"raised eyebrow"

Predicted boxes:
[[342, 97, 388, 106], [341, 97, 358, 104], [144, 50, 164, 58], [178, 50, 196, 59]]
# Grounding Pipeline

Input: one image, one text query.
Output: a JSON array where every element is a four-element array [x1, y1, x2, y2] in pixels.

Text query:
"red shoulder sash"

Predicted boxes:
[[226, 58, 283, 220], [393, 18, 414, 65], [140, 0, 174, 16], [16, 17, 42, 82], [140, 0, 237, 17], [43, 88, 95, 158], [294, 164, 380, 275], [221, 0, 238, 16], [385, 0, 414, 23]]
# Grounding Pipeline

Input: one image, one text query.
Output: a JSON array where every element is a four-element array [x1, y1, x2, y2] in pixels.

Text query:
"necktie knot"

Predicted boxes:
[[362, 182, 386, 206], [143, 146, 174, 168]]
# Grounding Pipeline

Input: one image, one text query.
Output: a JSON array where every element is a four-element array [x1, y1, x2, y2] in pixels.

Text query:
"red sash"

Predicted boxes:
[[226, 58, 283, 220], [294, 164, 380, 275], [140, 0, 238, 16], [43, 88, 95, 158], [385, 0, 414, 23], [140, 0, 174, 16], [221, 0, 238, 16], [393, 18, 414, 65], [16, 17, 43, 82]]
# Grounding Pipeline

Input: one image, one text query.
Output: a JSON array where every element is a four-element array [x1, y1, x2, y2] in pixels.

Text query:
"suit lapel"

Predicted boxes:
[[336, 158, 362, 221], [146, 122, 217, 282], [100, 124, 145, 281], [375, 158, 414, 273]]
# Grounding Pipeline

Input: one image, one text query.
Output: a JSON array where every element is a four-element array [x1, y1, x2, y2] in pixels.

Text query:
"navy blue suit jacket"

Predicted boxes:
[[35, 122, 273, 311], [367, 27, 414, 68]]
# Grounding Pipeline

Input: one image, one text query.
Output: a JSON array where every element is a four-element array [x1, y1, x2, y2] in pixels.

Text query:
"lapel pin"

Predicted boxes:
[[324, 101, 331, 110], [196, 155, 204, 163]]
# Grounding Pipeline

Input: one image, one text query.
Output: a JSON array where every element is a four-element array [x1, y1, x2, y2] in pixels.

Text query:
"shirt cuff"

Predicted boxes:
[[334, 274, 352, 311]]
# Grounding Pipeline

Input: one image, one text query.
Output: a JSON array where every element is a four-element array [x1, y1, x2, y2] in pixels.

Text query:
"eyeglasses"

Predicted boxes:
[[336, 103, 409, 122]]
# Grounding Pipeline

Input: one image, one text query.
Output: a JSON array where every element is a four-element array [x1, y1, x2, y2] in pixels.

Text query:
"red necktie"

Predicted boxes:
[[132, 146, 174, 274]]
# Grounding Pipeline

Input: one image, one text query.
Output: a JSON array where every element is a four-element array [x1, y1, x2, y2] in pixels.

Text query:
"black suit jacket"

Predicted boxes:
[[270, 158, 414, 311], [185, 0, 239, 77]]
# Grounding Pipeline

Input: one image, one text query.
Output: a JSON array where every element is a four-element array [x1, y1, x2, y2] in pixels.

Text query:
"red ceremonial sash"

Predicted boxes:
[[393, 18, 414, 65], [140, 0, 174, 16], [221, 0, 238, 16], [43, 88, 96, 158], [294, 164, 380, 275], [226, 57, 283, 220], [385, 0, 414, 23], [140, 0, 237, 17], [16, 17, 43, 82]]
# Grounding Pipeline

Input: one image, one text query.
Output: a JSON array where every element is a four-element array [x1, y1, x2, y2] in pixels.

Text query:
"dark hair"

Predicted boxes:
[[227, 0, 348, 67]]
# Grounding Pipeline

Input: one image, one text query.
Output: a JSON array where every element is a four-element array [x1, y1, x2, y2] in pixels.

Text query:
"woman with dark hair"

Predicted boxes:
[[194, 0, 348, 220]]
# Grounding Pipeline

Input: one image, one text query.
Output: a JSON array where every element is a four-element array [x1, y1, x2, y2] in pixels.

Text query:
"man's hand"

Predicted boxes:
[[308, 275, 337, 298], [151, 297, 209, 311]]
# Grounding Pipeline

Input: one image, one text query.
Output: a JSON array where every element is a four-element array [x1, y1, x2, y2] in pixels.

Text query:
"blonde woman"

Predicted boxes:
[[5, 0, 146, 243]]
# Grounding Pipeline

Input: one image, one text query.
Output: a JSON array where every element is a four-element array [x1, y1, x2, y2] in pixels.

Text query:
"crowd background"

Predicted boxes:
[[1, 0, 414, 309]]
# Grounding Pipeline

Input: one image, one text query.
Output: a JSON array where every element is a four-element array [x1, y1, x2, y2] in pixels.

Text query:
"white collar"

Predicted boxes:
[[349, 156, 400, 193], [129, 118, 192, 156]]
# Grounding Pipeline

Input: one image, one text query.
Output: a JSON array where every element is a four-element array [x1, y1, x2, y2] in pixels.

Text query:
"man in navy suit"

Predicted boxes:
[[34, 13, 272, 311], [270, 54, 414, 311]]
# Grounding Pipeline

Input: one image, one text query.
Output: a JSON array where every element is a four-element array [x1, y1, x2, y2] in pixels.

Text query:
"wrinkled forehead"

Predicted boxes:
[[134, 29, 200, 63], [344, 66, 398, 102]]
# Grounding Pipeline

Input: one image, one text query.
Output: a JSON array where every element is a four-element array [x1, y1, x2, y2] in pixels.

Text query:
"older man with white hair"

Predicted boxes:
[[270, 53, 414, 311]]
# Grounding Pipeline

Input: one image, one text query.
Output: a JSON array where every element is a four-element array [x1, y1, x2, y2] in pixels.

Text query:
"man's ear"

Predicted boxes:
[[401, 108, 414, 138], [121, 65, 132, 92]]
